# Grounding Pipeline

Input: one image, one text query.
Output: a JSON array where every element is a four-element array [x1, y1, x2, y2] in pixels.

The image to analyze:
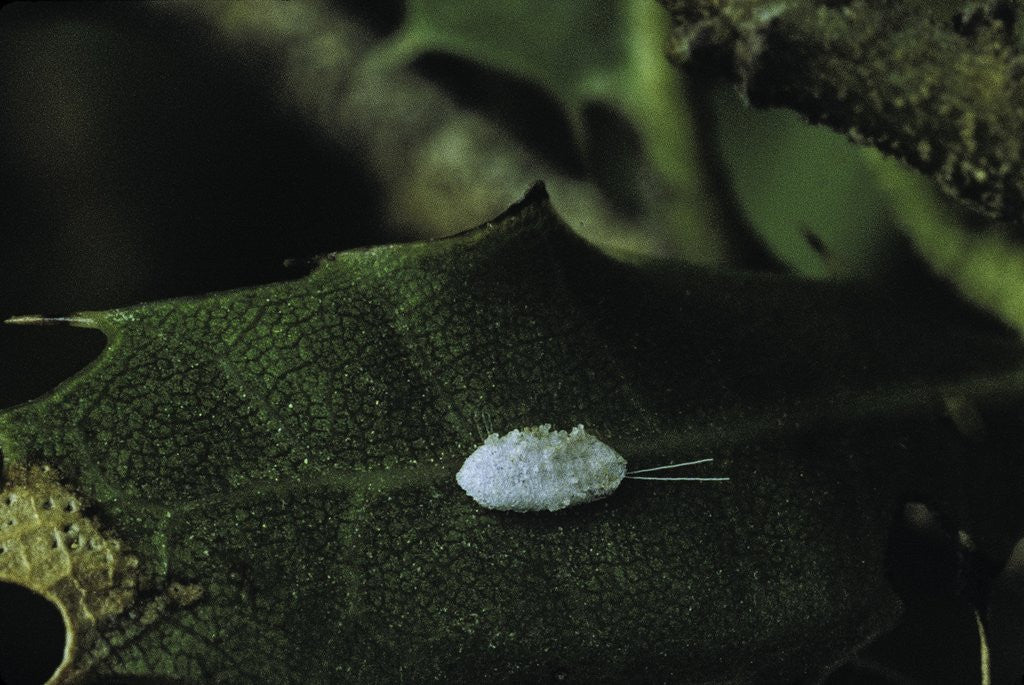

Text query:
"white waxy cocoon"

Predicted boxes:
[[456, 424, 627, 512]]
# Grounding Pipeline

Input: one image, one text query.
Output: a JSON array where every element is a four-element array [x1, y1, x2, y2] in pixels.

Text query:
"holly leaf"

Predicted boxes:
[[1, 187, 1022, 683]]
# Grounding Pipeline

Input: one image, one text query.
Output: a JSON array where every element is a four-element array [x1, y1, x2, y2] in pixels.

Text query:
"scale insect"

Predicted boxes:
[[455, 424, 729, 512]]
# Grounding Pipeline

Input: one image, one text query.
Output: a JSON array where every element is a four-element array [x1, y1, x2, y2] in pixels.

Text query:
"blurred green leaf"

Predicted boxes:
[[372, 0, 675, 141], [864, 147, 1024, 336], [364, 0, 732, 262], [2, 190, 1024, 683], [712, 85, 905, 280]]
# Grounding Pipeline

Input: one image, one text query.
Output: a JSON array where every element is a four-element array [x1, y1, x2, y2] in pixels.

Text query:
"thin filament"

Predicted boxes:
[[624, 476, 730, 481], [626, 458, 714, 475]]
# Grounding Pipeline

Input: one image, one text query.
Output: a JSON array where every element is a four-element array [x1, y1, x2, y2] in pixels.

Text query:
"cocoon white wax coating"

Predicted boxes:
[[456, 424, 628, 512]]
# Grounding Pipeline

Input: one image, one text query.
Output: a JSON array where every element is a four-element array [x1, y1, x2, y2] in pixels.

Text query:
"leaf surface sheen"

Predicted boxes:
[[1, 189, 1022, 683]]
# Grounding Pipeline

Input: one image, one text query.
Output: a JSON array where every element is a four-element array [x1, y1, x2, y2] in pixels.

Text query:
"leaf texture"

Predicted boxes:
[[1, 187, 1023, 683]]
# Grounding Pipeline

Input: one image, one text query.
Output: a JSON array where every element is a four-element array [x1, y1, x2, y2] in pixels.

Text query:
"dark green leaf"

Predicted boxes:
[[1, 188, 1022, 683]]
